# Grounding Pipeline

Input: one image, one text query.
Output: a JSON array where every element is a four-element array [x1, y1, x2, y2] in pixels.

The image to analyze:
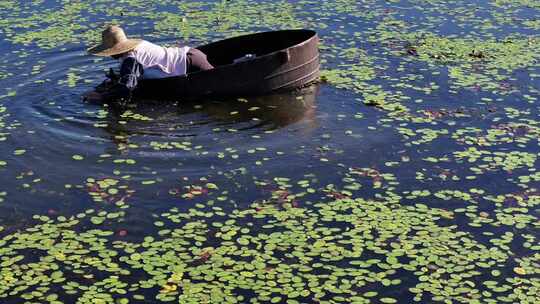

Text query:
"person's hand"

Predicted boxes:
[[83, 91, 105, 103]]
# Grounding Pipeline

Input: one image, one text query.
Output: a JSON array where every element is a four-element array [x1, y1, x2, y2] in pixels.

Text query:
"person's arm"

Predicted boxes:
[[101, 57, 143, 103]]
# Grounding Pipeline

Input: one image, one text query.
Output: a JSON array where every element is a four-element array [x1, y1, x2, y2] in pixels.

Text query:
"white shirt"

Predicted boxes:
[[125, 40, 190, 79]]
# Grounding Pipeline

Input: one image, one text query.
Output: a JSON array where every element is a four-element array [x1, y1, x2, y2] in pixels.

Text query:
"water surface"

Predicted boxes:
[[0, 1, 538, 303]]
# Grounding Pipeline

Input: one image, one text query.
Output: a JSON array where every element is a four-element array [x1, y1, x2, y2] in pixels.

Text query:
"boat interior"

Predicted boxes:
[[198, 29, 316, 67]]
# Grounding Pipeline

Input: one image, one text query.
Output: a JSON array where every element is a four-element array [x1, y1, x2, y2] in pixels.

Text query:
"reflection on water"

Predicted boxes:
[[199, 85, 319, 130], [103, 84, 320, 138]]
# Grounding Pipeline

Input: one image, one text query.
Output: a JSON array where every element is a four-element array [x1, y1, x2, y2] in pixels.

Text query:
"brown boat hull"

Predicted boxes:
[[135, 29, 320, 101]]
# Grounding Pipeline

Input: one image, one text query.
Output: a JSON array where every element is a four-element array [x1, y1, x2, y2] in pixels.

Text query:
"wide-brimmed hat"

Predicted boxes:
[[87, 25, 142, 56]]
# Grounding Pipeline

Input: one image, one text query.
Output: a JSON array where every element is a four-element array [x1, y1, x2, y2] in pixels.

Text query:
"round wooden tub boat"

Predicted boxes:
[[135, 29, 320, 101]]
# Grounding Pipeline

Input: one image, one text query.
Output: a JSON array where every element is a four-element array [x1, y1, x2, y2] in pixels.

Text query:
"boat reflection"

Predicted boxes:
[[193, 83, 319, 130], [104, 83, 319, 139]]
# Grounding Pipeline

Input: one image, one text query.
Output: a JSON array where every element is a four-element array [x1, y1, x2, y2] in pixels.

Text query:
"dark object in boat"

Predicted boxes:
[[134, 29, 320, 101]]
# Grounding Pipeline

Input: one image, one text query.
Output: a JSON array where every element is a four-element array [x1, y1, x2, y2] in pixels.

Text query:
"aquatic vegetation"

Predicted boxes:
[[0, 194, 538, 303], [0, 0, 539, 303], [153, 0, 304, 41]]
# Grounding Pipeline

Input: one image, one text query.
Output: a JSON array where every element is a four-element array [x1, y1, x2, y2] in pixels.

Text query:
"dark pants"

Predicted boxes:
[[186, 48, 214, 73]]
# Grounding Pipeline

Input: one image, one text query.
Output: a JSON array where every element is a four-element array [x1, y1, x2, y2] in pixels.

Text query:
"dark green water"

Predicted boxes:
[[0, 1, 538, 303]]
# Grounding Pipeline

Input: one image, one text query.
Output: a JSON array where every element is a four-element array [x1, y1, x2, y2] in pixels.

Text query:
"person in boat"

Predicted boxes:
[[84, 25, 214, 104]]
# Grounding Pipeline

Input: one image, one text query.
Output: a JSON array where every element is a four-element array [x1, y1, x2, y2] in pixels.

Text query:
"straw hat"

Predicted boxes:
[[87, 25, 142, 56]]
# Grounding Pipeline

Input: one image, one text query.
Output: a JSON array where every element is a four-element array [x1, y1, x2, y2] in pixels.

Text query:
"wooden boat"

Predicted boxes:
[[135, 29, 320, 101]]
